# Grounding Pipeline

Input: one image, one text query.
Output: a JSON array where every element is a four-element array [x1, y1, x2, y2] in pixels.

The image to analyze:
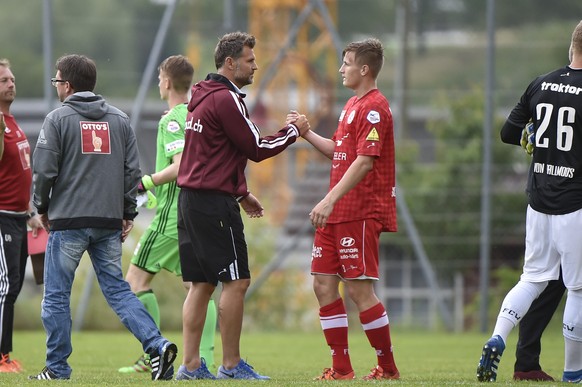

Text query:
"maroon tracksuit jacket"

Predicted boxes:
[[177, 73, 300, 199]]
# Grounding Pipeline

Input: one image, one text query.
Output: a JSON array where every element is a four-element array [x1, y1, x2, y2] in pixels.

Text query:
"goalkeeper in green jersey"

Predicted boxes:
[[119, 55, 217, 374]]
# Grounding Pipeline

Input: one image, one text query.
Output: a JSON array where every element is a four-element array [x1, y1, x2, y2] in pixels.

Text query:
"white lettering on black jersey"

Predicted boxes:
[[507, 66, 582, 214]]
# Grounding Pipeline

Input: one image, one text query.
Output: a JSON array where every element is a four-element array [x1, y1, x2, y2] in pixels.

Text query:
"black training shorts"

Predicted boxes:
[[178, 189, 250, 285]]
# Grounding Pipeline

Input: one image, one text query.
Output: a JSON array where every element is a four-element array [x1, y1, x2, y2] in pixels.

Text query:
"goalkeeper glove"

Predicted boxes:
[[520, 121, 535, 155], [145, 191, 157, 209], [136, 191, 157, 209], [137, 175, 156, 194]]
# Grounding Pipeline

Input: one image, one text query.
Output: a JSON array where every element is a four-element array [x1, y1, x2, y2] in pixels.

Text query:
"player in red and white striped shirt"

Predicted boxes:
[[291, 38, 399, 381]]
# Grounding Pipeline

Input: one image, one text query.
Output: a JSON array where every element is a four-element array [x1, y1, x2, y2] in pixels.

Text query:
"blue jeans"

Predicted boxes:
[[42, 228, 165, 378]]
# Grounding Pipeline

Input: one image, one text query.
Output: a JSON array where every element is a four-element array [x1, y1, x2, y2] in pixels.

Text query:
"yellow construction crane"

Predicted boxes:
[[247, 0, 339, 223]]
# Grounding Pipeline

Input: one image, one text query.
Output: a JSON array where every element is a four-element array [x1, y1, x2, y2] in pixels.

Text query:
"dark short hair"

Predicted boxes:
[[214, 32, 256, 70], [158, 55, 194, 93], [342, 38, 384, 79], [56, 54, 97, 92]]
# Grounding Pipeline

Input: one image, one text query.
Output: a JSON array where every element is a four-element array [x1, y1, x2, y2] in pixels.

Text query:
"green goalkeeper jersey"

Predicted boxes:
[[149, 103, 186, 239]]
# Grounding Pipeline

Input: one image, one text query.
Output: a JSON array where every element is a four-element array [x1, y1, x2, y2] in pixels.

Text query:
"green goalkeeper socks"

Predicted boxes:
[[200, 299, 217, 368], [136, 289, 161, 328]]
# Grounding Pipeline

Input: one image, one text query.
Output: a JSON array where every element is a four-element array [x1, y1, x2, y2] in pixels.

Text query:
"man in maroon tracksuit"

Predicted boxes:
[[175, 31, 310, 380], [0, 59, 43, 373]]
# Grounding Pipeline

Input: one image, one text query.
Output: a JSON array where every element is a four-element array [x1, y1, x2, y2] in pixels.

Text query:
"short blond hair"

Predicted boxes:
[[158, 55, 194, 93], [571, 20, 582, 56]]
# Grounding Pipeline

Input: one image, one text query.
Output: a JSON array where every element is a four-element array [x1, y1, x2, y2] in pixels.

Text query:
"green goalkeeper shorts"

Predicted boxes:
[[131, 228, 181, 276]]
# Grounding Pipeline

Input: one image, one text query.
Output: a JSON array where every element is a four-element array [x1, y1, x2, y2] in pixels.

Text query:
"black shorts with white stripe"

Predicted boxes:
[[178, 189, 250, 285]]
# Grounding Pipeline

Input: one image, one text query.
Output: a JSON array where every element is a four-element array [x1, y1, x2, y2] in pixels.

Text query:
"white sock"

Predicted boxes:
[[491, 317, 514, 343], [492, 280, 548, 343], [564, 337, 582, 372], [564, 289, 582, 371]]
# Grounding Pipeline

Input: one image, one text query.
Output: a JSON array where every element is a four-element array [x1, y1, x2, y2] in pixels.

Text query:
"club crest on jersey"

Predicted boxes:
[[166, 120, 180, 133], [347, 110, 356, 124], [80, 121, 111, 154], [366, 127, 380, 141], [367, 110, 380, 124]]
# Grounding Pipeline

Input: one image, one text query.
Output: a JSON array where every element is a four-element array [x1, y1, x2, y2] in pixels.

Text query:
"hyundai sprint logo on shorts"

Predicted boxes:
[[340, 237, 355, 247], [339, 237, 358, 259]]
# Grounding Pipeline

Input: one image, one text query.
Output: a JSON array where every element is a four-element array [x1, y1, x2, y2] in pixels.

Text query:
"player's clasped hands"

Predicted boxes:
[[287, 110, 310, 136]]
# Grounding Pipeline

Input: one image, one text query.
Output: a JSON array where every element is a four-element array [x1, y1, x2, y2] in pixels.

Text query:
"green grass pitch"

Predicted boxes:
[[4, 328, 564, 386]]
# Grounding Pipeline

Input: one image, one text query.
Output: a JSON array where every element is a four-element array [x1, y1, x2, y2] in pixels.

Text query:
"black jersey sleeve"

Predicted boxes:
[[500, 120, 523, 146]]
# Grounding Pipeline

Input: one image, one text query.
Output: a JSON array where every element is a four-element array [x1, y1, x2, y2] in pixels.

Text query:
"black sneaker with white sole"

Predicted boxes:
[[149, 341, 178, 381], [29, 366, 68, 380], [161, 365, 175, 380]]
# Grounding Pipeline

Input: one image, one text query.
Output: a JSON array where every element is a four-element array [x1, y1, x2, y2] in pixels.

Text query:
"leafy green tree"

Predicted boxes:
[[393, 85, 528, 274]]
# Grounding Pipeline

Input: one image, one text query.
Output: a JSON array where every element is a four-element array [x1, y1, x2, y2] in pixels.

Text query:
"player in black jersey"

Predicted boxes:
[[476, 20, 582, 383]]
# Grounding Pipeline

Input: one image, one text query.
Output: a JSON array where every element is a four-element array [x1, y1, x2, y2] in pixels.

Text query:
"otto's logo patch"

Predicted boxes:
[[340, 237, 355, 247], [17, 140, 31, 170], [80, 121, 111, 154]]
